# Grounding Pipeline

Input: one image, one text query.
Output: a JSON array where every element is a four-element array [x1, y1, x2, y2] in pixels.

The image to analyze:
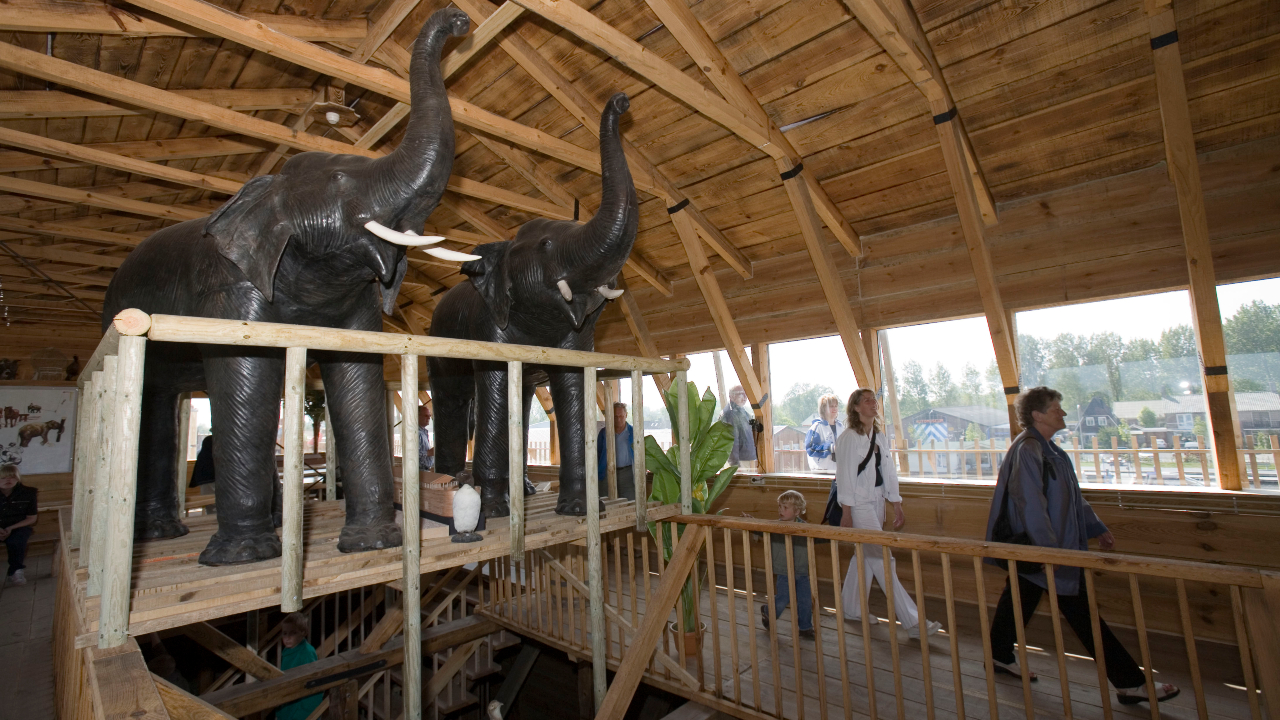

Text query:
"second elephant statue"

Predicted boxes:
[[429, 92, 638, 517]]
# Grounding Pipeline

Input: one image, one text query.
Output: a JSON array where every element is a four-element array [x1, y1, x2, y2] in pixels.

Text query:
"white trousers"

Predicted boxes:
[[841, 503, 920, 628]]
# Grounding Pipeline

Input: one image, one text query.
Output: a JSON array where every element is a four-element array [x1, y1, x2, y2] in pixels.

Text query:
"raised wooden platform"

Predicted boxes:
[[62, 492, 678, 647]]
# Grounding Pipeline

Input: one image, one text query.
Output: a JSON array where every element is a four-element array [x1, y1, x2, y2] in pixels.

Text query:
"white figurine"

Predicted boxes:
[[452, 483, 483, 543]]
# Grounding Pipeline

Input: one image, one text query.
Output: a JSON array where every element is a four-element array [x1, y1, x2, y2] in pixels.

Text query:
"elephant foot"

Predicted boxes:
[[134, 508, 190, 540], [523, 475, 537, 497], [554, 482, 606, 516], [481, 484, 510, 519], [198, 530, 281, 566], [337, 523, 402, 553]]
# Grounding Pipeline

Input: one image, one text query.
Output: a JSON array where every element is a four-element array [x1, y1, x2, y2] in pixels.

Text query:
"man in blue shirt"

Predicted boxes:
[[597, 402, 635, 500], [417, 404, 435, 472]]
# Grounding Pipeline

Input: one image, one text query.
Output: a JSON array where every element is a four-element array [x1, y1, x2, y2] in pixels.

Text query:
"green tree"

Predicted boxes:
[[1017, 334, 1047, 388], [960, 363, 984, 405], [1223, 300, 1280, 354], [774, 382, 836, 427], [899, 360, 930, 416], [1193, 416, 1208, 439], [1138, 406, 1159, 428], [929, 363, 958, 406], [964, 422, 984, 441], [1159, 325, 1198, 359]]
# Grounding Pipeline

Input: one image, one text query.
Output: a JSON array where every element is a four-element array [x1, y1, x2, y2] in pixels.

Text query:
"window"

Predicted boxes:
[[1177, 413, 1193, 430], [1218, 277, 1280, 489], [1086, 417, 1096, 427], [1098, 416, 1109, 427]]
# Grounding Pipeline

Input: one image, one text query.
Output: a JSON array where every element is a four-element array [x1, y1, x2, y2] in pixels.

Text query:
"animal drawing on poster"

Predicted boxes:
[[27, 404, 41, 414], [19, 419, 65, 447], [429, 93, 638, 518], [100, 8, 477, 566]]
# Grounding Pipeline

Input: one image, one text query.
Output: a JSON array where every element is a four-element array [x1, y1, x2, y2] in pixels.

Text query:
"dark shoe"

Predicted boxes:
[[760, 604, 770, 630], [799, 628, 816, 639], [1117, 684, 1180, 705]]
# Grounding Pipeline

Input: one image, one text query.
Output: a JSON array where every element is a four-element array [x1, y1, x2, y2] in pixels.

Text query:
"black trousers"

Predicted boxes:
[[991, 572, 1147, 689], [4, 526, 33, 575]]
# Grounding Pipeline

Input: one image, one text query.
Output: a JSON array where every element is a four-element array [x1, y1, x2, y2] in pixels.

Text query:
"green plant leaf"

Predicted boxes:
[[691, 422, 734, 482], [651, 469, 681, 505], [694, 385, 715, 440], [708, 464, 737, 505], [644, 434, 677, 476]]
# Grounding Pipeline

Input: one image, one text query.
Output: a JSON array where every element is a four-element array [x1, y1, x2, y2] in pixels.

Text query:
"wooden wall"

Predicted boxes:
[[594, 135, 1280, 356]]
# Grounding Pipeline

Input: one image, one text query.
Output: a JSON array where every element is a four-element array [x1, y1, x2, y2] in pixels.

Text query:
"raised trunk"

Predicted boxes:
[[568, 93, 638, 284], [377, 8, 469, 212]]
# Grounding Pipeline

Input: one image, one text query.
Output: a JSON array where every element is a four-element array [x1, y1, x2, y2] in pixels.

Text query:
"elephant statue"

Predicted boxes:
[[429, 92, 638, 517], [101, 8, 474, 566]]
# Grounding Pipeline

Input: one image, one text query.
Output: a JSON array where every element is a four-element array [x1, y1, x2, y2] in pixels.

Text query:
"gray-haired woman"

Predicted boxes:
[[985, 386, 1178, 705]]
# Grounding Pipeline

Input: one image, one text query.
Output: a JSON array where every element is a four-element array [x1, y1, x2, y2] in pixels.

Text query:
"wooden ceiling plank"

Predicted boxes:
[[0, 126, 243, 195], [441, 195, 513, 240], [613, 275, 673, 393], [0, 175, 205, 221], [0, 280, 105, 301], [776, 156, 876, 387], [0, 88, 316, 119], [1, 242, 128, 269], [446, 175, 573, 220], [349, 0, 428, 65], [0, 2, 366, 41], [421, 225, 491, 246], [471, 134, 577, 211], [439, 1, 524, 79], [1145, 0, 1242, 490], [838, 0, 997, 226], [0, 216, 148, 246]]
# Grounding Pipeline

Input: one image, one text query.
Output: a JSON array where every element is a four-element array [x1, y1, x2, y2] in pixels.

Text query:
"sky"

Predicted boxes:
[[652, 277, 1280, 408]]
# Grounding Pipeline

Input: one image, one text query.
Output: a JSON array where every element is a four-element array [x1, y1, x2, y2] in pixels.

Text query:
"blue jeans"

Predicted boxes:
[[773, 574, 813, 631]]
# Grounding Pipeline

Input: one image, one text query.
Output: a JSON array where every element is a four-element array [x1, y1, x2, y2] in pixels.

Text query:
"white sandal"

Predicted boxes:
[[993, 659, 1038, 682]]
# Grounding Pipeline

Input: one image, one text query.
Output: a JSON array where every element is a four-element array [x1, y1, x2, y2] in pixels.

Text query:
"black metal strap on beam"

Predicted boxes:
[[779, 163, 804, 181], [430, 286, 448, 296], [666, 198, 689, 215], [1150, 30, 1179, 50], [750, 393, 770, 409], [573, 198, 580, 221], [933, 106, 958, 125], [1003, 385, 1021, 395], [1203, 365, 1229, 376]]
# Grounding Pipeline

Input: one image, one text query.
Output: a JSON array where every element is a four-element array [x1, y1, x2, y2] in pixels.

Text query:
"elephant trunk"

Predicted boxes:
[[381, 8, 470, 206], [565, 93, 637, 286]]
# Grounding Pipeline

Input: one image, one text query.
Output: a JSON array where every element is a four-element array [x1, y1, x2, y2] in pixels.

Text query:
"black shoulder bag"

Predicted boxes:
[[991, 440, 1053, 574], [823, 428, 882, 526]]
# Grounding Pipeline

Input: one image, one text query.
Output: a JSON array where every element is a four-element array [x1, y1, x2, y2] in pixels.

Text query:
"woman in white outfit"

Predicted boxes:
[[836, 388, 941, 639]]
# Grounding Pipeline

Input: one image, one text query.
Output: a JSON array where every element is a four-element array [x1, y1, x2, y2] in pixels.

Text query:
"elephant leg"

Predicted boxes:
[[549, 367, 603, 516], [472, 361, 511, 518], [316, 350, 402, 553], [134, 388, 190, 540], [522, 385, 536, 497], [428, 357, 473, 477], [198, 348, 284, 566]]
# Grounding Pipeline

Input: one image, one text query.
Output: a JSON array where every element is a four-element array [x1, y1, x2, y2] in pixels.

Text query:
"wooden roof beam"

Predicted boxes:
[[838, 0, 996, 226], [1145, 0, 1242, 489], [0, 279, 105, 301], [0, 137, 266, 175], [0, 88, 316, 119], [0, 216, 149, 246], [613, 276, 673, 394], [643, 0, 862, 257], [0, 241, 128, 269], [0, 264, 112, 292], [0, 175, 205, 222], [0, 1, 366, 40]]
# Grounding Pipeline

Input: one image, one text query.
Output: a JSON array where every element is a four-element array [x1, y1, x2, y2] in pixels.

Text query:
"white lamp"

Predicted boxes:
[[452, 483, 483, 543]]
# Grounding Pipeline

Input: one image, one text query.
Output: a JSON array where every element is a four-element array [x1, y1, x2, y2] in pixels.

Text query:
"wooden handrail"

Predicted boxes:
[[672, 514, 1265, 587], [140, 312, 689, 374], [595, 524, 705, 719]]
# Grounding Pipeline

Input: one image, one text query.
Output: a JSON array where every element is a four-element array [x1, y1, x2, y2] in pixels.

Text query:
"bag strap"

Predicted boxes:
[[857, 427, 877, 474]]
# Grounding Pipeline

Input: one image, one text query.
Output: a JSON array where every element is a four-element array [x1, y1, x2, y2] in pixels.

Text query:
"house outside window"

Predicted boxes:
[[1099, 416, 1109, 426], [1177, 413, 1193, 430], [1086, 417, 1096, 427]]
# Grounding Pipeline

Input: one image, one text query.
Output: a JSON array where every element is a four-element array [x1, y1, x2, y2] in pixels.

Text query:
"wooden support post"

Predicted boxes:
[[184, 623, 284, 681], [400, 353, 422, 720], [70, 375, 97, 549], [751, 343, 774, 473], [676, 369, 692, 514], [323, 403, 337, 501], [98, 333, 146, 648], [280, 347, 307, 613], [712, 350, 727, 410], [508, 360, 524, 559], [535, 387, 559, 465], [86, 361, 115, 582], [1242, 572, 1280, 717], [605, 380, 617, 500], [583, 365, 606, 709], [1145, 0, 1242, 489], [632, 370, 646, 531], [880, 331, 908, 471], [174, 393, 191, 516]]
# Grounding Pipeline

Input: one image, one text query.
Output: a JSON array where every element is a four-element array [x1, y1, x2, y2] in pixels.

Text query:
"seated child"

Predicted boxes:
[[752, 490, 822, 639], [276, 613, 322, 720], [0, 464, 38, 586]]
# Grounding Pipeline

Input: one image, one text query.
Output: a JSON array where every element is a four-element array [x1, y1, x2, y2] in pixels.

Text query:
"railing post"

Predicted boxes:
[[174, 392, 191, 515], [400, 353, 422, 720], [69, 374, 98, 549], [632, 370, 645, 532], [87, 357, 117, 592], [324, 402, 338, 501], [508, 360, 524, 560], [280, 346, 308, 613], [583, 365, 606, 709], [676, 369, 691, 514], [98, 330, 147, 648]]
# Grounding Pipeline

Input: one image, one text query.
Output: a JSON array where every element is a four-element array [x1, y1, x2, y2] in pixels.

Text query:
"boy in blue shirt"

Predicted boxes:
[[276, 613, 322, 720]]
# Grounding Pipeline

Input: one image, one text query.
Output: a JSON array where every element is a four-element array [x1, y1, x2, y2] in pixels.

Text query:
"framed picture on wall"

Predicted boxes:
[[0, 386, 78, 473]]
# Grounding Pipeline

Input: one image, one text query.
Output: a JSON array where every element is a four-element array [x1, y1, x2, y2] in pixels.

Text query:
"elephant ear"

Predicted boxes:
[[205, 175, 294, 301], [461, 241, 513, 329]]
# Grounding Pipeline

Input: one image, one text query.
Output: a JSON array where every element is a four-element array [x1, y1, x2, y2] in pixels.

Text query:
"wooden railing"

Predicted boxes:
[[483, 516, 1280, 720], [877, 434, 1279, 490]]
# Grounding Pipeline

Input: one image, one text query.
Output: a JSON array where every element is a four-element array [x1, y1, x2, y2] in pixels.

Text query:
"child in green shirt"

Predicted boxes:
[[276, 613, 322, 720]]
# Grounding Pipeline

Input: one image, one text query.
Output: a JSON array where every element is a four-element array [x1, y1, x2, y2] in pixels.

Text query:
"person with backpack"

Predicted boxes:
[[985, 386, 1178, 704], [833, 389, 940, 639]]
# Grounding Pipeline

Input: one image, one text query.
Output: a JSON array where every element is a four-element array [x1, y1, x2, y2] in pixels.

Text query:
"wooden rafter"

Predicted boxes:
[[0, 137, 265, 175], [0, 216, 148, 246], [1145, 0, 1242, 489], [0, 1, 366, 40], [0, 88, 316, 119], [0, 175, 205, 221]]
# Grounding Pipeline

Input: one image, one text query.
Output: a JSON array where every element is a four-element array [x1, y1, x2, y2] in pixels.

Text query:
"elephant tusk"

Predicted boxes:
[[596, 285, 624, 300], [557, 279, 574, 302], [364, 220, 445, 247], [423, 246, 482, 262]]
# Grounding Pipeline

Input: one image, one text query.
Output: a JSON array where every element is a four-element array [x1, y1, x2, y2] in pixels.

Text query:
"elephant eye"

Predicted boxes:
[[540, 238, 552, 250]]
